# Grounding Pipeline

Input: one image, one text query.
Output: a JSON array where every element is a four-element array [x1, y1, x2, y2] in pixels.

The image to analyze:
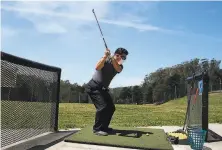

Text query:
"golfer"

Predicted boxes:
[[85, 47, 128, 136]]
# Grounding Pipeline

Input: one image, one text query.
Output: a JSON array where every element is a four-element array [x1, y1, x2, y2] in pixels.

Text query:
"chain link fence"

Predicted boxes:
[[1, 51, 61, 148]]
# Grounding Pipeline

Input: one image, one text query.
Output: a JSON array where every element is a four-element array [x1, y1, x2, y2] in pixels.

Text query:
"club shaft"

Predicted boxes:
[[92, 9, 108, 49]]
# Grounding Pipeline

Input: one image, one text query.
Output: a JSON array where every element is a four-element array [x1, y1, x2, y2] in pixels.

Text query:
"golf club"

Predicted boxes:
[[92, 9, 111, 59]]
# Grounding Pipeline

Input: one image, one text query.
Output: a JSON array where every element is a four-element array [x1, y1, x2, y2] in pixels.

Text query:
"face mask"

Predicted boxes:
[[118, 59, 125, 65]]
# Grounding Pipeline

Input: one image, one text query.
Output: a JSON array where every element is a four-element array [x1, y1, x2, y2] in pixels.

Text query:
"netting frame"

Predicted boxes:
[[186, 71, 208, 140], [1, 51, 61, 147], [186, 71, 222, 142]]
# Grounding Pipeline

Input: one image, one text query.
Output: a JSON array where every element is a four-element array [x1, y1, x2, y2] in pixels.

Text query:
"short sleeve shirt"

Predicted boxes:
[[92, 58, 123, 88]]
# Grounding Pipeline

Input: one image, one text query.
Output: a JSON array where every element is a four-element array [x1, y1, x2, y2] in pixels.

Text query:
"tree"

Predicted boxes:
[[139, 57, 221, 104], [208, 59, 221, 91], [142, 83, 153, 104], [119, 87, 132, 104], [59, 80, 87, 103], [132, 85, 143, 104], [152, 84, 168, 103], [215, 69, 222, 91]]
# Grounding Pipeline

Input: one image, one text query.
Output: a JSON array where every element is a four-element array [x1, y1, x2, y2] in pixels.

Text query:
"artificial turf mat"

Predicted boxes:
[[64, 126, 174, 150]]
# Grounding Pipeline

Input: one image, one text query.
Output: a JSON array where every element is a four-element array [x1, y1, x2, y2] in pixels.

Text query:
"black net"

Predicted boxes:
[[185, 72, 222, 142], [185, 72, 209, 133], [186, 79, 203, 128], [1, 52, 61, 148]]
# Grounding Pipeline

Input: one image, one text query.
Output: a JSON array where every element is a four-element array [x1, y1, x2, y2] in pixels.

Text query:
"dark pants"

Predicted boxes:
[[85, 80, 115, 132]]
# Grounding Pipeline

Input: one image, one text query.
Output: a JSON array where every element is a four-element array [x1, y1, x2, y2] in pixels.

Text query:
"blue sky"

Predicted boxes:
[[1, 1, 222, 88]]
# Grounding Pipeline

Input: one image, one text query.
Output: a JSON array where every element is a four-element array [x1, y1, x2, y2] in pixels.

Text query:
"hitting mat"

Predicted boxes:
[[64, 126, 173, 150]]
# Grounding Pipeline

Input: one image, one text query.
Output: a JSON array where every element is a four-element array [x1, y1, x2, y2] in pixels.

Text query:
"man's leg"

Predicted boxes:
[[87, 89, 110, 136], [90, 91, 108, 130], [102, 90, 116, 131], [85, 81, 106, 131]]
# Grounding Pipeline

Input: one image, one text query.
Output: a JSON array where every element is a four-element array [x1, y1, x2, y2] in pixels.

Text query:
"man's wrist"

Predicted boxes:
[[103, 55, 108, 59]]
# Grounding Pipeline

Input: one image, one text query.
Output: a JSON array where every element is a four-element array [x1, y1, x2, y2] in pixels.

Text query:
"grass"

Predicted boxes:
[[1, 101, 54, 129], [58, 93, 222, 129], [1, 93, 221, 130]]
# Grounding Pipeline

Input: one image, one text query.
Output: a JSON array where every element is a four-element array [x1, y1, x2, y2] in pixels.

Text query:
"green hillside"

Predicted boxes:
[[58, 93, 222, 129]]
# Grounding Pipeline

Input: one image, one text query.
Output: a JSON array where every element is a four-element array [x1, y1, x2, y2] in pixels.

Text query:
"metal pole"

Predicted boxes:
[[69, 87, 71, 103], [220, 78, 222, 92], [175, 85, 177, 99], [54, 69, 61, 132], [132, 94, 133, 104], [164, 92, 166, 102], [79, 92, 80, 103]]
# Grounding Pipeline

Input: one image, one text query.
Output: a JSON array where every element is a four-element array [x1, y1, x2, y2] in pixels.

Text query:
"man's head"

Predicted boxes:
[[113, 47, 128, 64]]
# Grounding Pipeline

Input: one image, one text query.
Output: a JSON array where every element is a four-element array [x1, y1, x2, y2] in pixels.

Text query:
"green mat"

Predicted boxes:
[[64, 126, 173, 150]]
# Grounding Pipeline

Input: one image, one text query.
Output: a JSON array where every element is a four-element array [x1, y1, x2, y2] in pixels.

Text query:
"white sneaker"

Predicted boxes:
[[94, 130, 108, 136]]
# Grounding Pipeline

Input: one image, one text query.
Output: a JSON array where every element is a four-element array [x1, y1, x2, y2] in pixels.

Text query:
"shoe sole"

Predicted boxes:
[[94, 132, 108, 136]]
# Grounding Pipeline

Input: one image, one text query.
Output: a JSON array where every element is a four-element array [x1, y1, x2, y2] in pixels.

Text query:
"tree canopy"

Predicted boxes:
[[59, 58, 222, 104]]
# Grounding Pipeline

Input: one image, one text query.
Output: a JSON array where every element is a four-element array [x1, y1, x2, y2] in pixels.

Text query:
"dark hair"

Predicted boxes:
[[114, 47, 128, 55]]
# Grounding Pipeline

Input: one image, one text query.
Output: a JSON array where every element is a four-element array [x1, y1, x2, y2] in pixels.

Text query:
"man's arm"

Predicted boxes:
[[95, 48, 111, 70], [95, 56, 108, 70], [111, 56, 123, 73]]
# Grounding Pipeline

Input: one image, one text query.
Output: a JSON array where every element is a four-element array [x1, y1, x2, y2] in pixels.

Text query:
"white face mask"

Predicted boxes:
[[112, 53, 126, 64], [118, 59, 125, 65]]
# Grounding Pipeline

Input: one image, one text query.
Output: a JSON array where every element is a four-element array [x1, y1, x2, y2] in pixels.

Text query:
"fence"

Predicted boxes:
[[1, 51, 61, 148], [60, 92, 89, 103], [209, 81, 222, 93]]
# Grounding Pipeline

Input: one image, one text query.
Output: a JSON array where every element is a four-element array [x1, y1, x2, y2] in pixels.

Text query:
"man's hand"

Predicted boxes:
[[104, 48, 111, 58], [95, 48, 110, 70]]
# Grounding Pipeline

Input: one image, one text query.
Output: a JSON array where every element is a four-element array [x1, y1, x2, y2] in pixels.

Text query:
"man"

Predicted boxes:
[[85, 47, 128, 136]]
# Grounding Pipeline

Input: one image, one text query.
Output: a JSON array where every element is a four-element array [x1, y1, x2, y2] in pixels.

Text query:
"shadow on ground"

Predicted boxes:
[[27, 137, 64, 150], [27, 131, 77, 150], [4, 131, 78, 150], [108, 129, 154, 138], [203, 146, 212, 150]]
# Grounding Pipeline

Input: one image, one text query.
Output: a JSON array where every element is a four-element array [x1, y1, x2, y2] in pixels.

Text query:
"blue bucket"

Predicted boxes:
[[187, 127, 207, 150]]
